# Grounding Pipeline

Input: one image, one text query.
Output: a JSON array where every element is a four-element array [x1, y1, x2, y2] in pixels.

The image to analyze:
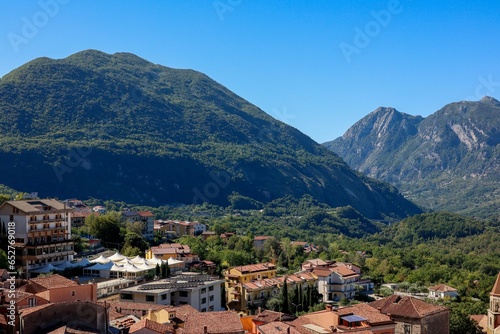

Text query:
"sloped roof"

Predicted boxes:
[[491, 272, 500, 296], [4, 199, 68, 213], [129, 318, 173, 333], [258, 321, 301, 334], [428, 284, 457, 292], [29, 274, 78, 290], [369, 295, 448, 319], [182, 311, 244, 334]]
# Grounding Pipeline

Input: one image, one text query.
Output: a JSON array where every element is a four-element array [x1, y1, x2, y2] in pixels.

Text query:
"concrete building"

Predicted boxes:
[[122, 211, 155, 240], [0, 199, 74, 278], [428, 284, 458, 299], [119, 273, 224, 312]]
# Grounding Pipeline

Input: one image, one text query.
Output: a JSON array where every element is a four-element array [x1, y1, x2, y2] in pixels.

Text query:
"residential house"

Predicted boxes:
[[122, 211, 155, 240], [428, 284, 458, 299], [313, 265, 359, 302], [0, 199, 74, 278], [129, 318, 174, 333], [145, 243, 199, 264], [370, 295, 449, 334], [295, 303, 395, 334], [154, 220, 207, 238], [119, 273, 223, 312]]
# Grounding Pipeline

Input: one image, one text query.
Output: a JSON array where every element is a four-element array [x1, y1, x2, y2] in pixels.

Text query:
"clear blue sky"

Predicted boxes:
[[1, 1, 499, 143]]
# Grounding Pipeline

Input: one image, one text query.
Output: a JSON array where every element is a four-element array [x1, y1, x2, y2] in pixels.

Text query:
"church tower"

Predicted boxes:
[[488, 272, 500, 333]]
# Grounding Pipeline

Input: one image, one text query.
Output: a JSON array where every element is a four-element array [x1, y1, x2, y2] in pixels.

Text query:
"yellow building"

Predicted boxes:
[[225, 263, 276, 313]]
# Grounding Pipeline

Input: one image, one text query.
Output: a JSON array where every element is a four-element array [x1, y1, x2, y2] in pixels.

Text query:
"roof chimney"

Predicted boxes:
[[326, 303, 333, 312], [204, 325, 208, 333]]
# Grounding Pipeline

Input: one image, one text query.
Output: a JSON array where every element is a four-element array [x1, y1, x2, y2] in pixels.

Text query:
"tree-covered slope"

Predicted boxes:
[[0, 50, 421, 219], [324, 97, 500, 217]]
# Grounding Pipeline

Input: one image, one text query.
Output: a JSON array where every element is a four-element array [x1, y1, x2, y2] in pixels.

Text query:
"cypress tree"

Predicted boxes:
[[281, 277, 290, 314]]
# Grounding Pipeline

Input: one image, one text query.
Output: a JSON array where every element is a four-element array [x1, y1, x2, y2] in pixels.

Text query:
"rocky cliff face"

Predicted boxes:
[[324, 97, 500, 217]]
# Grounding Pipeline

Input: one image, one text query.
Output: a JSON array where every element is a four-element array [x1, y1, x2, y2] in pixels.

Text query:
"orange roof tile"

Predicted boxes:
[[335, 303, 393, 325], [330, 266, 359, 278], [129, 319, 173, 333], [258, 321, 301, 334], [29, 274, 78, 290], [369, 295, 448, 319], [428, 284, 457, 292], [182, 311, 244, 333]]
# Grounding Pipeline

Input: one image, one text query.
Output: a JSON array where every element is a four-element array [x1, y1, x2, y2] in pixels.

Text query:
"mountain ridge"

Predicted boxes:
[[324, 97, 500, 217], [0, 50, 421, 220]]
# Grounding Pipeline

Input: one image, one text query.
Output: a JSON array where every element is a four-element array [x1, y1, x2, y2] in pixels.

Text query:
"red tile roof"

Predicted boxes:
[[428, 284, 457, 292], [335, 303, 393, 325], [369, 295, 448, 319], [129, 319, 173, 333], [182, 311, 244, 333], [258, 321, 301, 334], [232, 263, 276, 274], [29, 274, 78, 290]]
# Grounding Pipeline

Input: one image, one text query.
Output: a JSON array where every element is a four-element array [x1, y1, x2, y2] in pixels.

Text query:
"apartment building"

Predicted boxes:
[[0, 199, 74, 278], [122, 210, 155, 240], [119, 273, 224, 312]]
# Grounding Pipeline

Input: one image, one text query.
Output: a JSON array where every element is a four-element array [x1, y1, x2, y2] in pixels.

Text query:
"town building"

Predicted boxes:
[[118, 273, 224, 312], [225, 263, 277, 313], [122, 211, 155, 240], [145, 243, 199, 265], [370, 295, 449, 334], [154, 219, 207, 238], [298, 303, 396, 334], [0, 199, 74, 278], [428, 283, 458, 299]]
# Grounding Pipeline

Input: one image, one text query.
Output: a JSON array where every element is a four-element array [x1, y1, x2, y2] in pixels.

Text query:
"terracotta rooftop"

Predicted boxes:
[[312, 268, 331, 277], [369, 295, 448, 319], [255, 310, 297, 323], [335, 303, 394, 325], [428, 284, 457, 292], [330, 266, 359, 278], [258, 321, 301, 334], [129, 318, 173, 333], [232, 262, 276, 274], [29, 274, 78, 290], [182, 311, 244, 333]]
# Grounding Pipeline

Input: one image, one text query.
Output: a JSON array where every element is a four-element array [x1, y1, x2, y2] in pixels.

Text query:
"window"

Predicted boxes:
[[161, 294, 167, 300], [404, 324, 411, 334], [202, 297, 207, 304], [201, 288, 206, 294], [209, 285, 214, 292], [179, 291, 188, 298], [71, 291, 75, 296], [28, 298, 37, 307], [209, 295, 214, 302], [145, 295, 154, 302], [201, 308, 206, 312], [209, 305, 214, 311], [121, 293, 133, 300]]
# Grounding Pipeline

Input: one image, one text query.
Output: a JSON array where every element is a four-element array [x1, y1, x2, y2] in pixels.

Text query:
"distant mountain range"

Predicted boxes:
[[0, 50, 421, 220], [324, 97, 500, 218]]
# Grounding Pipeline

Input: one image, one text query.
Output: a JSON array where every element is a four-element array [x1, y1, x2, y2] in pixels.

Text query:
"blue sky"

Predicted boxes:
[[1, 1, 499, 143]]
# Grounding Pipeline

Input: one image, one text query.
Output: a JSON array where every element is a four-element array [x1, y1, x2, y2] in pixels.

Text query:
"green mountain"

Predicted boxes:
[[324, 97, 500, 217], [0, 50, 421, 219]]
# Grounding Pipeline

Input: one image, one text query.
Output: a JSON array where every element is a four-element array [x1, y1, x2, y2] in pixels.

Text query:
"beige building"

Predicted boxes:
[[0, 199, 74, 278]]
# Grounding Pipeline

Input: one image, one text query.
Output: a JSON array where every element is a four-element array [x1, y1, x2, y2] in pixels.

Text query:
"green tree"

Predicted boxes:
[[0, 194, 10, 206], [280, 278, 290, 314]]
